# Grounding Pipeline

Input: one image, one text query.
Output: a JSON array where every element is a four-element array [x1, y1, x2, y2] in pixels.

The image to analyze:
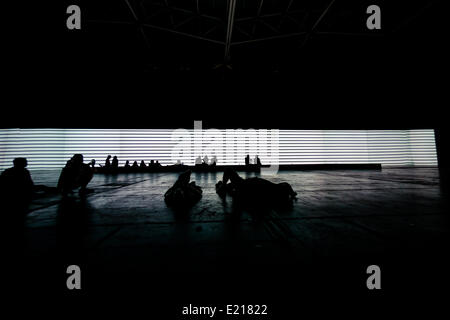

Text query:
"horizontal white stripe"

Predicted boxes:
[[0, 129, 437, 169]]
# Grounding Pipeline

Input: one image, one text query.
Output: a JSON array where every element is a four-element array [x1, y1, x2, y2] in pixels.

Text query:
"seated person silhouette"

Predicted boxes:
[[124, 160, 131, 171], [57, 154, 94, 196], [0, 157, 34, 211], [148, 160, 157, 172], [164, 170, 202, 208], [132, 161, 139, 169], [111, 156, 119, 169], [89, 159, 97, 173], [210, 156, 217, 166], [105, 155, 112, 169], [155, 160, 162, 167], [195, 156, 202, 166], [255, 156, 262, 166], [245, 155, 250, 166], [140, 160, 147, 168]]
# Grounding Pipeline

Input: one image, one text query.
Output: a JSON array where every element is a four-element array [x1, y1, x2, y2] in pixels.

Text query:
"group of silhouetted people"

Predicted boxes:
[[0, 154, 95, 214], [104, 155, 119, 170], [100, 155, 162, 173], [245, 155, 262, 167], [195, 155, 217, 167], [164, 167, 296, 211], [1, 152, 294, 224], [0, 153, 266, 214]]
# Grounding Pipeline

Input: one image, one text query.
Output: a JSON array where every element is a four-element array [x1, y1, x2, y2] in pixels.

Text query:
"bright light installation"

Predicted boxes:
[[0, 129, 437, 170]]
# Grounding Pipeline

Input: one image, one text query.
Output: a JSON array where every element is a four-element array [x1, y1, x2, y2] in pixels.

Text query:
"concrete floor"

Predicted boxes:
[[23, 168, 449, 269], [8, 167, 449, 315]]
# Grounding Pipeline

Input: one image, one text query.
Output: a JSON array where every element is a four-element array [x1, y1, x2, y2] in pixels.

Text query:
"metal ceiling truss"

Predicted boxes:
[[88, 0, 392, 62]]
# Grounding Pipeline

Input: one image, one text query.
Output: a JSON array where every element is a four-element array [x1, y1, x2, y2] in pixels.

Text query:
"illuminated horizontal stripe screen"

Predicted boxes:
[[0, 129, 438, 169]]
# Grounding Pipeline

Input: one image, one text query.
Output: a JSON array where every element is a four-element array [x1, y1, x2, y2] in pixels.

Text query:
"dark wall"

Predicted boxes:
[[4, 1, 446, 129], [435, 129, 450, 191], [4, 1, 447, 167]]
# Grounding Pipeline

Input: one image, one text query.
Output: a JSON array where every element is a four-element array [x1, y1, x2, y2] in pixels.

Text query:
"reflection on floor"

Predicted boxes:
[[23, 168, 449, 273]]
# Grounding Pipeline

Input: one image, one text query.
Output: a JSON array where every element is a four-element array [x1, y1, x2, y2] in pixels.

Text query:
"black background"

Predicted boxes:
[[3, 1, 449, 318], [4, 1, 447, 129]]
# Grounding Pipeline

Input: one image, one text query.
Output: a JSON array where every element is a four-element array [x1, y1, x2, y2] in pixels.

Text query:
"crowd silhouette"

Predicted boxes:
[[95, 155, 169, 173], [0, 153, 270, 214], [86, 154, 263, 173]]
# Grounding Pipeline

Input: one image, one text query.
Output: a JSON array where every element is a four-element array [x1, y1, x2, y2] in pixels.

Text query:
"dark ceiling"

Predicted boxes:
[[4, 0, 447, 129]]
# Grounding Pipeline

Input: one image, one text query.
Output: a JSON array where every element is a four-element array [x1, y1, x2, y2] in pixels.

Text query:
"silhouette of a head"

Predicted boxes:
[[223, 168, 236, 184], [13, 157, 28, 168], [177, 170, 192, 186], [72, 154, 83, 165]]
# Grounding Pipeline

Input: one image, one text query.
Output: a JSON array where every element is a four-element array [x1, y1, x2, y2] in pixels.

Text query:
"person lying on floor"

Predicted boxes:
[[164, 170, 202, 208], [216, 169, 297, 208]]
